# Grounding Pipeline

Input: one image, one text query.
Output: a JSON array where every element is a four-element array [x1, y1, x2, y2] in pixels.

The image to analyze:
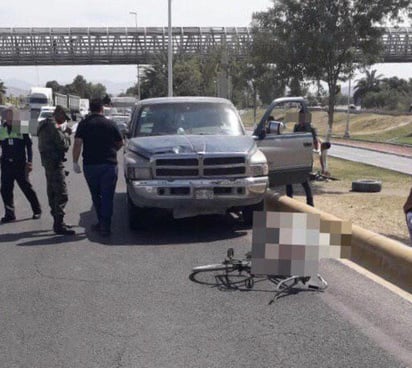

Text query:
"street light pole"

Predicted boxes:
[[167, 0, 173, 97], [344, 77, 351, 138], [129, 11, 141, 100]]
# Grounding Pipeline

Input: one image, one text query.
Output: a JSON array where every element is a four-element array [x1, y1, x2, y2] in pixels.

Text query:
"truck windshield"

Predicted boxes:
[[29, 97, 48, 104], [134, 102, 244, 137]]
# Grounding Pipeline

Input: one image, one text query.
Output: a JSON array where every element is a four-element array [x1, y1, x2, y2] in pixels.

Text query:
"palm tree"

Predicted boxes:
[[353, 69, 383, 105], [0, 80, 6, 104]]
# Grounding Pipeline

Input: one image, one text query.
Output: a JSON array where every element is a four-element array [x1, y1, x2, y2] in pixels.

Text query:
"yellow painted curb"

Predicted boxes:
[[265, 190, 412, 293]]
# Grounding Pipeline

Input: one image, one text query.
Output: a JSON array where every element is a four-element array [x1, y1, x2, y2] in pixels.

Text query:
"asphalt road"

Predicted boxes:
[[329, 144, 412, 175], [0, 141, 412, 368]]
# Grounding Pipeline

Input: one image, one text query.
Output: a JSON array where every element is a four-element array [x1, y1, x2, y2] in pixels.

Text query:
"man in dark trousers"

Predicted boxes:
[[285, 108, 319, 207], [37, 105, 75, 235], [0, 107, 41, 223], [72, 98, 123, 236], [404, 187, 412, 246]]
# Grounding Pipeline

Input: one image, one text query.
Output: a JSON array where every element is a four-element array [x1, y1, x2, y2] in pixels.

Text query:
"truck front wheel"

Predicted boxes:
[[242, 200, 264, 226]]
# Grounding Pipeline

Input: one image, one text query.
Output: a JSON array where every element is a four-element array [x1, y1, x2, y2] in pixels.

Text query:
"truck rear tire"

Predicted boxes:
[[351, 179, 382, 193], [242, 200, 264, 226]]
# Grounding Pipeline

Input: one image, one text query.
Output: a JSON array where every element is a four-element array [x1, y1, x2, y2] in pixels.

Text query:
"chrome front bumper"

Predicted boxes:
[[127, 176, 268, 218]]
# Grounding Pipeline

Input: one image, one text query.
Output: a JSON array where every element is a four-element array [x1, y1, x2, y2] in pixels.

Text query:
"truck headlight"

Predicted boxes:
[[247, 150, 268, 176], [124, 151, 152, 180], [126, 166, 152, 180], [248, 164, 268, 176]]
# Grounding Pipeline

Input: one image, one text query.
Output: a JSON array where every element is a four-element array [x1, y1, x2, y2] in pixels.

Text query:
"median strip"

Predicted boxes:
[[265, 190, 412, 293]]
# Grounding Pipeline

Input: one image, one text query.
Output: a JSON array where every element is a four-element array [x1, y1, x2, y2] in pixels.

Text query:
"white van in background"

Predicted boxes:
[[37, 106, 55, 122]]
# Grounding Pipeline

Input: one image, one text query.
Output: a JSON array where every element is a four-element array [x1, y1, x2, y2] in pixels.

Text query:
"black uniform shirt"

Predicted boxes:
[[293, 122, 318, 147], [75, 114, 122, 165], [0, 124, 32, 164]]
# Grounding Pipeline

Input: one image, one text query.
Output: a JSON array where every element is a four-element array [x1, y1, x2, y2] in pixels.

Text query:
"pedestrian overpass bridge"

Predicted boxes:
[[0, 27, 410, 66]]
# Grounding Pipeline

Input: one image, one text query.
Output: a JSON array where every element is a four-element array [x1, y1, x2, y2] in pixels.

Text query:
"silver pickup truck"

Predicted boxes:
[[124, 96, 313, 229]]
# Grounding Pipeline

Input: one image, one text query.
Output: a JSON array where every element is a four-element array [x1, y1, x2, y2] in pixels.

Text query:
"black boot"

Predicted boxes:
[[1, 210, 16, 223], [53, 216, 75, 235]]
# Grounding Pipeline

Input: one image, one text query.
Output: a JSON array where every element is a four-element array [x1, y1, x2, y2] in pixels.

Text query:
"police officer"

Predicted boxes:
[[37, 105, 75, 235], [0, 107, 41, 223]]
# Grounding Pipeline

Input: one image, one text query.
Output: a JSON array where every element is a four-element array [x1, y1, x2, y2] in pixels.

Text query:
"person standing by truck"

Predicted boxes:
[[72, 98, 123, 236], [404, 187, 412, 246], [0, 107, 41, 223], [285, 108, 319, 207], [37, 105, 75, 235]]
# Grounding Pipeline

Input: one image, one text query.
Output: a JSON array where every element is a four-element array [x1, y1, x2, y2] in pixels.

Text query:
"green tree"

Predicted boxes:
[[45, 76, 106, 99], [252, 0, 411, 140], [45, 80, 65, 94], [67, 75, 89, 97], [173, 57, 203, 96], [139, 52, 222, 99], [353, 69, 383, 105], [140, 54, 168, 99], [87, 83, 107, 100], [126, 83, 139, 97], [359, 76, 412, 110]]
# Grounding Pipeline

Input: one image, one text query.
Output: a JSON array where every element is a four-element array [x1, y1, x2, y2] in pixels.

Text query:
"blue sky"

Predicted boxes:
[[0, 0, 410, 94]]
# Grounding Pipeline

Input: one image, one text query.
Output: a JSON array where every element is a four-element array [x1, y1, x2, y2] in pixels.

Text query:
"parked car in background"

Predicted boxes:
[[37, 105, 55, 122], [37, 105, 71, 132], [111, 114, 131, 137]]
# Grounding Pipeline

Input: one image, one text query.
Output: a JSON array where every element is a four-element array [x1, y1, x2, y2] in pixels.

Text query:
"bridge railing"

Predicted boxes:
[[0, 27, 410, 66]]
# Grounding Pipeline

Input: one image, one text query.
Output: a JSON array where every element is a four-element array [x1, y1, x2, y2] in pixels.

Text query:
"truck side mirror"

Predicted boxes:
[[267, 121, 285, 135]]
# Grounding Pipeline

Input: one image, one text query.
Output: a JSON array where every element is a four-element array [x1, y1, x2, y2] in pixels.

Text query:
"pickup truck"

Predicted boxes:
[[124, 96, 313, 229]]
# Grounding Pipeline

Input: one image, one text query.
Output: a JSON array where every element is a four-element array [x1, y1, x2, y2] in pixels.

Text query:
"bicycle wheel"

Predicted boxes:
[[189, 263, 236, 286]]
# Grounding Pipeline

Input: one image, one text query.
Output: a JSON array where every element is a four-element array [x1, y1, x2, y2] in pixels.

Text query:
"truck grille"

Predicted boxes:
[[153, 155, 246, 178]]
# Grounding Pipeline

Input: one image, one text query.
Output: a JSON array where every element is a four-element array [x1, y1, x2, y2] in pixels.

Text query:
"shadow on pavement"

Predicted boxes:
[[78, 192, 249, 246], [0, 229, 86, 246]]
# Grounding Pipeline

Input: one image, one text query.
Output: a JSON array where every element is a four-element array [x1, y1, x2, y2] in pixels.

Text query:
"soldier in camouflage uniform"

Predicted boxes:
[[37, 105, 75, 235]]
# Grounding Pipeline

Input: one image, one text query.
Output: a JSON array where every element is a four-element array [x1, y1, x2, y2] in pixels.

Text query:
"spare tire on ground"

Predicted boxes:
[[351, 179, 382, 193]]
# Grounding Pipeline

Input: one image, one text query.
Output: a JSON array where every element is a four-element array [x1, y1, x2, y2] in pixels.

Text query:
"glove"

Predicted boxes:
[[73, 162, 82, 174], [24, 162, 33, 176], [25, 162, 33, 173]]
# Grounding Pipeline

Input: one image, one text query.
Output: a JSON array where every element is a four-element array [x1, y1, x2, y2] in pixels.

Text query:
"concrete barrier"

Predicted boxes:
[[265, 190, 412, 293]]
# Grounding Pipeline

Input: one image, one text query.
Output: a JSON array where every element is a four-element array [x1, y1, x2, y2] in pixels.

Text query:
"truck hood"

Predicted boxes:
[[128, 135, 256, 158]]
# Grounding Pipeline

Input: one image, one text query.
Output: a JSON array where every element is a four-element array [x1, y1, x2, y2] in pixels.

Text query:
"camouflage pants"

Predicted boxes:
[[44, 163, 68, 218]]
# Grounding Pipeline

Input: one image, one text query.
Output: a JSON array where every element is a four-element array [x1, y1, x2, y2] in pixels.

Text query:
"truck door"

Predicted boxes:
[[253, 97, 314, 187], [257, 132, 313, 187]]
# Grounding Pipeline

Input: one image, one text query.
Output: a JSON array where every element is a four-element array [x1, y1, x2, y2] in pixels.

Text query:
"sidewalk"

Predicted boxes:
[[331, 138, 412, 158], [328, 142, 412, 175]]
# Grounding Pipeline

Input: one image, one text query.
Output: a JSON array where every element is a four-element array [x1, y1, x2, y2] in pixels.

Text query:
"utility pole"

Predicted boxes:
[[129, 11, 141, 100], [168, 0, 173, 97], [344, 77, 351, 138]]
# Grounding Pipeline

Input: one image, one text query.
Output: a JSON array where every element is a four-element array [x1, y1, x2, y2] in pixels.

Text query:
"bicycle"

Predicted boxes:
[[189, 248, 328, 303]]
